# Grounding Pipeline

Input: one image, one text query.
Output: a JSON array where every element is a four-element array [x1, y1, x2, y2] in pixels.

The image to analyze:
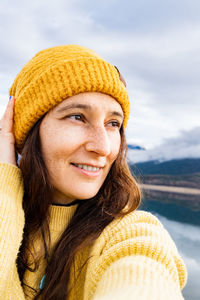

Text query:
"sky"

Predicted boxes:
[[0, 0, 199, 162], [128, 126, 200, 162]]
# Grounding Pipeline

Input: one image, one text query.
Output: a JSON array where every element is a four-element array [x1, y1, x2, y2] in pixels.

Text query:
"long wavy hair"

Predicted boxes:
[[17, 112, 141, 300]]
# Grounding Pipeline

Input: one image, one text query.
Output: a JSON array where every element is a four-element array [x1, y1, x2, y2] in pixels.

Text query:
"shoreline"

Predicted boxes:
[[139, 184, 200, 195]]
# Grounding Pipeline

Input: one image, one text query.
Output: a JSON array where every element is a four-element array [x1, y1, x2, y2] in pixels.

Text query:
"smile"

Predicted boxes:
[[72, 163, 101, 172]]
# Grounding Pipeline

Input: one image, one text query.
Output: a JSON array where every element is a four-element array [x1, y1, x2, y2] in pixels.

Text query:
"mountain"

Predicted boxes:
[[131, 158, 200, 176], [129, 158, 200, 190], [127, 144, 145, 151]]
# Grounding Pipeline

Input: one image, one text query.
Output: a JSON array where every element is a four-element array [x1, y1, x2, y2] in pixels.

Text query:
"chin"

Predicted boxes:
[[54, 181, 104, 203], [54, 189, 99, 203], [74, 191, 99, 200]]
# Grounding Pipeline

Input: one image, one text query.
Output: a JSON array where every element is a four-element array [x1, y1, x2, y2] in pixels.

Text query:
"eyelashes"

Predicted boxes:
[[109, 121, 121, 128], [64, 114, 121, 128], [67, 114, 83, 121]]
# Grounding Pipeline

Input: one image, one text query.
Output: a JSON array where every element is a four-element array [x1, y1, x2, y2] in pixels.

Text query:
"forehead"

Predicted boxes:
[[53, 92, 124, 114]]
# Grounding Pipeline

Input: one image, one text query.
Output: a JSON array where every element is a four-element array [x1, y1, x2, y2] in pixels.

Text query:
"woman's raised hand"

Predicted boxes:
[[0, 96, 17, 166]]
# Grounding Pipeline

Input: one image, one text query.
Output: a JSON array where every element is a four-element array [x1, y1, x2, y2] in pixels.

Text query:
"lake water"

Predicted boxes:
[[140, 196, 200, 300]]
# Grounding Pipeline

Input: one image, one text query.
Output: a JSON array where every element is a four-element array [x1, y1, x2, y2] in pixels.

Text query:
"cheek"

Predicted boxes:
[[41, 136, 67, 163], [110, 134, 121, 162], [40, 129, 63, 165], [40, 127, 82, 166]]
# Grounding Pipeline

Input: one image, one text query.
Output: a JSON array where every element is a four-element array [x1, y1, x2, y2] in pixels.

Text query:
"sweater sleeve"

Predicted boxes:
[[88, 210, 187, 300], [0, 162, 26, 299]]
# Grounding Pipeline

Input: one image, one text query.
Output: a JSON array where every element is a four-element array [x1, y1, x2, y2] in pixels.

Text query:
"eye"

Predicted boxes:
[[108, 120, 121, 128], [66, 114, 84, 121]]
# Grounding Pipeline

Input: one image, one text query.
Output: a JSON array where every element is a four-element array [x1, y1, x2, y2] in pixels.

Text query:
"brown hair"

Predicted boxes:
[[17, 114, 141, 299]]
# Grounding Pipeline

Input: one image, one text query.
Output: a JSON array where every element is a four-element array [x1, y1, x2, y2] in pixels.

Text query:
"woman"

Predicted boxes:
[[0, 45, 187, 299]]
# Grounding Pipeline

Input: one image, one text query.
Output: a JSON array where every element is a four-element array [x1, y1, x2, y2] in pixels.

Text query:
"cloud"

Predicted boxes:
[[0, 93, 7, 118], [0, 0, 200, 149], [128, 127, 200, 162]]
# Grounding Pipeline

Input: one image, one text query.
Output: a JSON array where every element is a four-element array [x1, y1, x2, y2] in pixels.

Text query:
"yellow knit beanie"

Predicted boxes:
[[9, 45, 130, 153]]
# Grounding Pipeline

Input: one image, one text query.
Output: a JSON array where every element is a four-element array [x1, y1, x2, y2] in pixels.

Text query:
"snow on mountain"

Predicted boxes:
[[127, 127, 200, 163]]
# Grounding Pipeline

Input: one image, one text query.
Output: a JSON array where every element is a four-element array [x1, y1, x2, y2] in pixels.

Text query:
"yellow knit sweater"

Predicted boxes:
[[0, 162, 187, 300]]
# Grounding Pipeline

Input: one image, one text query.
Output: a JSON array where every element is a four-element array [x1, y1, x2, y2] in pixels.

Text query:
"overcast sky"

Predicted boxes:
[[0, 0, 199, 161]]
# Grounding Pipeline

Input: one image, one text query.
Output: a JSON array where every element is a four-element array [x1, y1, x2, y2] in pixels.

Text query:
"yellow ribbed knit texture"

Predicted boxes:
[[9, 45, 130, 153], [0, 163, 187, 300]]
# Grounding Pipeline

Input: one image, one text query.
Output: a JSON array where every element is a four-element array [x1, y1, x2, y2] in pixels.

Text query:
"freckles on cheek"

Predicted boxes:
[[111, 138, 121, 161], [42, 134, 61, 160], [117, 134, 122, 151]]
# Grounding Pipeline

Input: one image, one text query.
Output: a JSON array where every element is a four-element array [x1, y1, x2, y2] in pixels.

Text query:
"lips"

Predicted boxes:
[[71, 163, 102, 177], [73, 163, 100, 172], [71, 162, 104, 168]]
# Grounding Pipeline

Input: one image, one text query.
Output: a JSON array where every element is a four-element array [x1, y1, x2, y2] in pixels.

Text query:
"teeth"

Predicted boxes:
[[74, 164, 100, 172]]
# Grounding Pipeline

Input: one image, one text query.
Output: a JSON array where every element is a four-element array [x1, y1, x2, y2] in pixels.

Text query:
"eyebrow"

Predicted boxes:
[[56, 103, 124, 119]]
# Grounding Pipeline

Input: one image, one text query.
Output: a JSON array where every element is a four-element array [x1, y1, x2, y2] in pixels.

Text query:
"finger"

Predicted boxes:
[[1, 96, 15, 133]]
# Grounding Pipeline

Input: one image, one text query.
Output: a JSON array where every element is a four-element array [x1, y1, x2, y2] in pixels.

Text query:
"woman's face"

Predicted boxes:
[[39, 92, 124, 204]]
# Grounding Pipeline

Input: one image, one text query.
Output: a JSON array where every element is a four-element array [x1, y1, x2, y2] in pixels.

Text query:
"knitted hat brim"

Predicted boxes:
[[10, 55, 129, 153]]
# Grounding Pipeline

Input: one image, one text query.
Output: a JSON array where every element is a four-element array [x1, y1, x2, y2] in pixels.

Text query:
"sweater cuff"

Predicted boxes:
[[92, 255, 186, 300]]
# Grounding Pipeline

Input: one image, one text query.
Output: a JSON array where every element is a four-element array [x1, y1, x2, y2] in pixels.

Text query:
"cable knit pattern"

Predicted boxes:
[[0, 163, 25, 297], [9, 45, 129, 153], [0, 163, 187, 299]]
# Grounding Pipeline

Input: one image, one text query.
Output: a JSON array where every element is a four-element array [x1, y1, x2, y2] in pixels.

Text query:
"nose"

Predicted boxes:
[[85, 125, 111, 156]]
